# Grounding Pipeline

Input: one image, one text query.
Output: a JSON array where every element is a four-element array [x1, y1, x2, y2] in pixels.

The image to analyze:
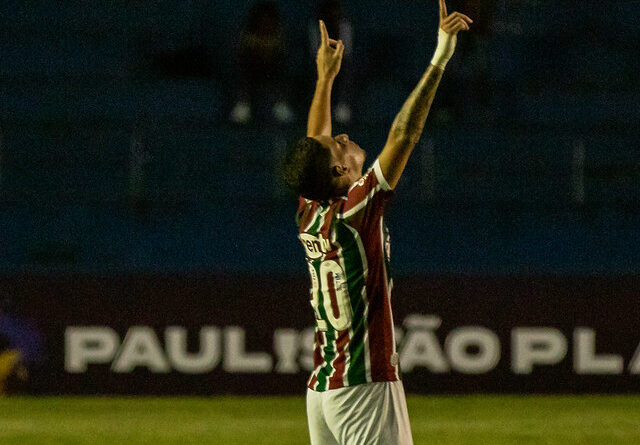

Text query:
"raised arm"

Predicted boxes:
[[307, 20, 345, 137], [378, 0, 472, 189]]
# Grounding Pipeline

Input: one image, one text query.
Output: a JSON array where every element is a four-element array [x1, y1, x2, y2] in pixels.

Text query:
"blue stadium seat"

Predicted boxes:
[[358, 78, 405, 125], [2, 120, 130, 201], [515, 92, 640, 129], [136, 80, 224, 121]]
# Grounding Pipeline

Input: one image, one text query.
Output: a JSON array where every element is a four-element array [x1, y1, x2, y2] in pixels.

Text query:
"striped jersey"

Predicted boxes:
[[296, 159, 399, 392]]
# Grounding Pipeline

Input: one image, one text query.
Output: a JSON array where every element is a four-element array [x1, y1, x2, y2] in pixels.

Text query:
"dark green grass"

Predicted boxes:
[[1, 395, 639, 444]]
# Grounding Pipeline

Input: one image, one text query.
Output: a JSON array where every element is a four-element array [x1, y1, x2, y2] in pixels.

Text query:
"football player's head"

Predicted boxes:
[[283, 134, 365, 201]]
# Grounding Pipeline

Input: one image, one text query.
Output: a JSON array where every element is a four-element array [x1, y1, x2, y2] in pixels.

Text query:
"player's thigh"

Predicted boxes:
[[324, 381, 413, 445], [306, 388, 340, 445]]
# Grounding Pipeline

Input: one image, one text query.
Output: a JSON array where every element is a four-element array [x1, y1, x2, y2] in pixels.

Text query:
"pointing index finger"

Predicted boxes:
[[439, 0, 447, 21], [319, 20, 328, 46]]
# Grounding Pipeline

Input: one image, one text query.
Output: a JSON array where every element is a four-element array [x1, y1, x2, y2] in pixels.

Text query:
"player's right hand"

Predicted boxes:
[[316, 20, 344, 82], [439, 0, 473, 35]]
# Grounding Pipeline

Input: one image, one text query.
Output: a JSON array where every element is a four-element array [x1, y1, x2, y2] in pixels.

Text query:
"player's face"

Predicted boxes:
[[315, 134, 366, 180]]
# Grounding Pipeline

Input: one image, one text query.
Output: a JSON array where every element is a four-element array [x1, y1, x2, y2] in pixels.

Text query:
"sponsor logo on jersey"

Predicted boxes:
[[299, 233, 332, 259], [352, 173, 368, 189]]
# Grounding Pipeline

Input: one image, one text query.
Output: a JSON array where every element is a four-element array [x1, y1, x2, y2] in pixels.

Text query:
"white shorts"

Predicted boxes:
[[306, 380, 413, 445]]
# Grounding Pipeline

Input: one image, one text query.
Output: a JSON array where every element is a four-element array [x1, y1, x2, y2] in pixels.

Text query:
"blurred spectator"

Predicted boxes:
[[308, 0, 354, 124], [436, 0, 497, 124], [460, 0, 497, 38], [460, 0, 496, 121], [127, 123, 153, 221], [130, 1, 216, 79], [230, 2, 294, 125]]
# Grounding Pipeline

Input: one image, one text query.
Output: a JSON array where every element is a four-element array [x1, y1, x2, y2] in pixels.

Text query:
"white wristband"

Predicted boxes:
[[430, 28, 457, 70]]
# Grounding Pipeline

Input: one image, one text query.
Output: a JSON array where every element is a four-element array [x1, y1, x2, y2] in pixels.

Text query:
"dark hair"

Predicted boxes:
[[282, 137, 334, 201]]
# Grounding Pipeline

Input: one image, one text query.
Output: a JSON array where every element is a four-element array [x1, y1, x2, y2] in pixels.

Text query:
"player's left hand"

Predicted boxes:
[[316, 20, 345, 82], [439, 0, 473, 35]]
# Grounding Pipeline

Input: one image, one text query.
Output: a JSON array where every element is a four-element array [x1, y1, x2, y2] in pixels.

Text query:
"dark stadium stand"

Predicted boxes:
[[0, 0, 638, 274]]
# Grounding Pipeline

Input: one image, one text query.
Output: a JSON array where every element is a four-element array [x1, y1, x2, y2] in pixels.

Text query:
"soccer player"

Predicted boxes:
[[282, 1, 472, 443]]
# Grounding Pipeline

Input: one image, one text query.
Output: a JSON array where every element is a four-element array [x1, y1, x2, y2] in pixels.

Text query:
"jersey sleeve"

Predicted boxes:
[[336, 159, 393, 228]]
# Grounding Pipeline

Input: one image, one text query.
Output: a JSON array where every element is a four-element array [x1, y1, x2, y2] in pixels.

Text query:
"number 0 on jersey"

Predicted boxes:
[[308, 260, 352, 331]]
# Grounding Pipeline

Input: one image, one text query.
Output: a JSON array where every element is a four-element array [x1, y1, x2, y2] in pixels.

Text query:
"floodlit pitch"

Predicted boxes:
[[1, 396, 639, 444]]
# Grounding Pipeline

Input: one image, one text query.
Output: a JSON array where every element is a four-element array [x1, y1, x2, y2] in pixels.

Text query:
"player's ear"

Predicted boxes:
[[331, 164, 348, 177]]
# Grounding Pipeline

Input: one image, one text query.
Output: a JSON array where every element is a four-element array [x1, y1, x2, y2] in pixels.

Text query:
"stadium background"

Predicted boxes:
[[1, 0, 639, 400]]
